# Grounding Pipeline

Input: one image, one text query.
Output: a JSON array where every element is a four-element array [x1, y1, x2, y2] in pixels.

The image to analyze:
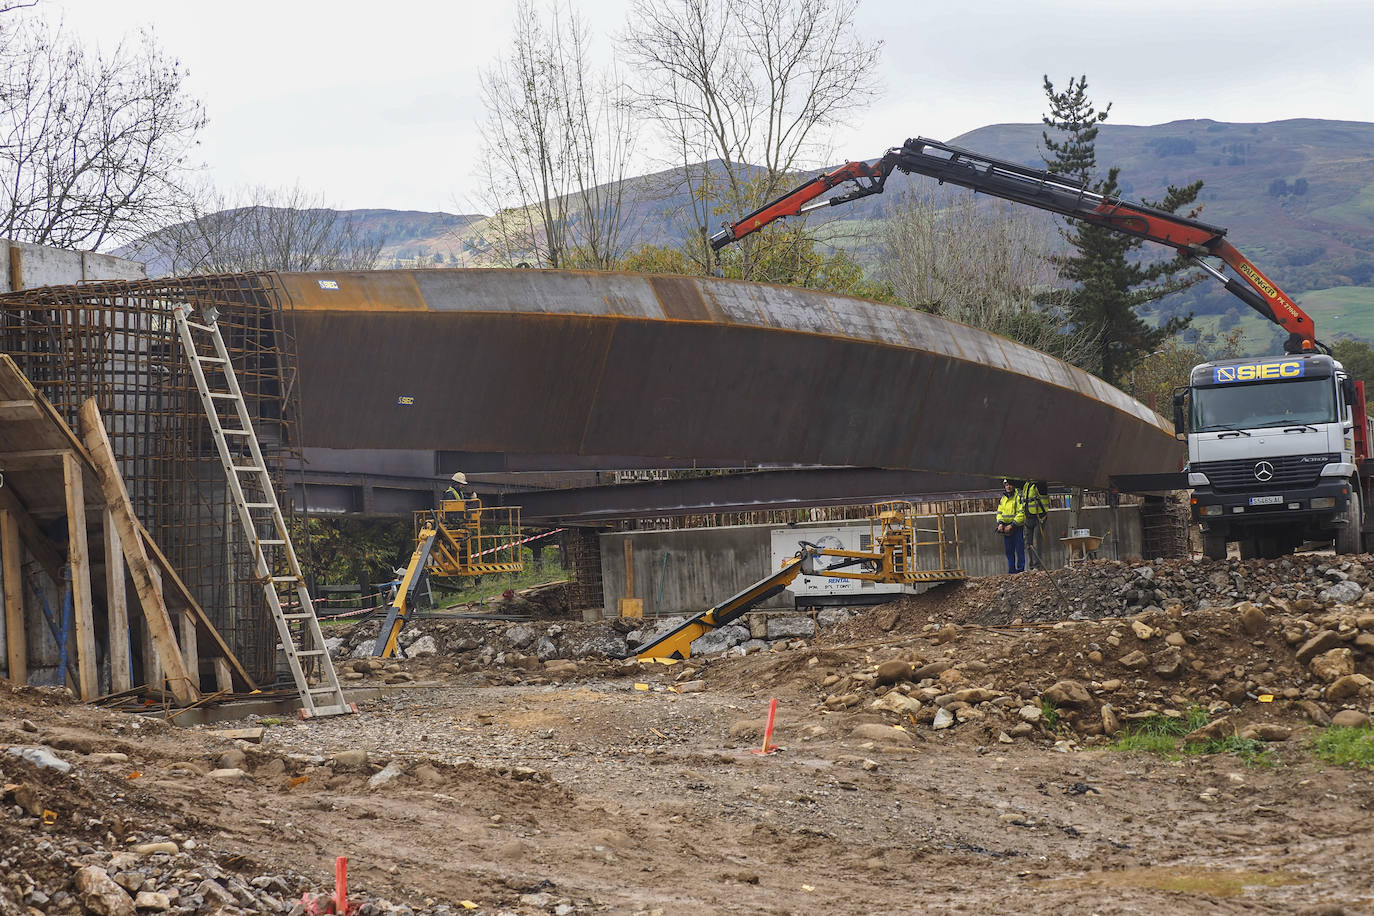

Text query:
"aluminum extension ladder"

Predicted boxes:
[[173, 303, 354, 718]]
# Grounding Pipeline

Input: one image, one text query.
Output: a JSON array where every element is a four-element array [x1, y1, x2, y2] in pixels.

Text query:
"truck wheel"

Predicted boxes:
[[1203, 533, 1227, 560], [1336, 485, 1364, 555], [1238, 538, 1258, 560]]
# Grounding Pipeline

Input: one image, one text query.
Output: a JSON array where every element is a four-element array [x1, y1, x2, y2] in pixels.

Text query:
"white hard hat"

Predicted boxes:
[[450, 472, 467, 485]]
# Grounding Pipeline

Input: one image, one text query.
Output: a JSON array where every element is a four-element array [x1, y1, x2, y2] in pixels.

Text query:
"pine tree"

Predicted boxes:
[[1042, 75, 1202, 387]]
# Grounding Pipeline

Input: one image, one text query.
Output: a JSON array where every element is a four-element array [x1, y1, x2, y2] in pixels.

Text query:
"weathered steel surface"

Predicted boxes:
[[279, 269, 1182, 488], [484, 468, 1003, 524]]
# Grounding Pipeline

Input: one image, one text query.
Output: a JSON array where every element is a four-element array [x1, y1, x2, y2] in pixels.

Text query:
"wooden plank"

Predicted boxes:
[[0, 400, 42, 422], [103, 509, 131, 693], [178, 608, 201, 691], [0, 487, 66, 587], [2, 449, 73, 470], [2, 510, 26, 684], [78, 399, 197, 706], [212, 657, 233, 693], [63, 451, 97, 700]]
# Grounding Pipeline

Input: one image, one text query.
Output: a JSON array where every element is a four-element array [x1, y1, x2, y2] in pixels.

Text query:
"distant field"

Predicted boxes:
[[1182, 285, 1374, 353]]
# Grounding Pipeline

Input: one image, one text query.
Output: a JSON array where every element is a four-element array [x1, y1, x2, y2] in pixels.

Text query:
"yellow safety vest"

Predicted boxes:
[[997, 493, 1025, 526], [1020, 482, 1049, 517]]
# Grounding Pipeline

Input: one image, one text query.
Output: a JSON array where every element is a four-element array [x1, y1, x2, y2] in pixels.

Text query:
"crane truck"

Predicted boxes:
[[708, 137, 1373, 559]]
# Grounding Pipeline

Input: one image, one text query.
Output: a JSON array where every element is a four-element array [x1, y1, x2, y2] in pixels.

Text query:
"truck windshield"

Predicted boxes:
[[1192, 377, 1337, 432]]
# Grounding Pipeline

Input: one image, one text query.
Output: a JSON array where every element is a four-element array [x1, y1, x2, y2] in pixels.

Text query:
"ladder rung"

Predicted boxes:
[[283, 613, 314, 620], [223, 429, 252, 436], [184, 320, 215, 332], [232, 465, 265, 473], [259, 539, 286, 545], [271, 575, 299, 582], [308, 686, 342, 694], [294, 649, 326, 657], [209, 392, 240, 400], [247, 502, 276, 509], [198, 355, 228, 364]]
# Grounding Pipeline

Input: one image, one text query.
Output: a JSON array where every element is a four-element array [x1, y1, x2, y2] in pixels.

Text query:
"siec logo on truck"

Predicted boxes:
[[1212, 360, 1305, 383]]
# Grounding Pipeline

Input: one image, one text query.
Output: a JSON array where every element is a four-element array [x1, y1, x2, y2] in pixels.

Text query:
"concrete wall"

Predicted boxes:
[[1, 238, 145, 292], [600, 505, 1141, 619]]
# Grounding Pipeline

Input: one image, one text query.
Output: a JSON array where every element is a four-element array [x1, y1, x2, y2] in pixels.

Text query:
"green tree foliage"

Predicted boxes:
[[1331, 338, 1374, 388], [291, 517, 412, 588], [618, 227, 895, 302], [1041, 75, 1203, 387]]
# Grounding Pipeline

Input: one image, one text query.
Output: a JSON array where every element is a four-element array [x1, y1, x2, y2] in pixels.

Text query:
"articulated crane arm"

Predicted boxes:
[[709, 137, 1323, 354]]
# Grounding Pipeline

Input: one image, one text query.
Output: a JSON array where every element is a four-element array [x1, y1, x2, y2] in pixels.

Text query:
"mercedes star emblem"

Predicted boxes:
[[1254, 461, 1275, 482]]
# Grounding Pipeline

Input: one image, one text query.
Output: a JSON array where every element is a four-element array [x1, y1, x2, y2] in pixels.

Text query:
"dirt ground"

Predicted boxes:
[[3, 561, 1374, 915]]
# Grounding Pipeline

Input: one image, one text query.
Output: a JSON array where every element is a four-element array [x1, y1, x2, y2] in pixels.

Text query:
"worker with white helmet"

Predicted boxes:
[[444, 471, 469, 503]]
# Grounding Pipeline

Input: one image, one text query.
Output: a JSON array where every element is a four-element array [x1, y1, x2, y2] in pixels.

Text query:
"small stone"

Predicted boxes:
[[133, 842, 178, 856], [1043, 680, 1092, 708], [1164, 632, 1187, 647], [1130, 620, 1155, 640], [1118, 650, 1149, 669], [74, 865, 135, 916], [1100, 704, 1121, 737], [1296, 630, 1343, 666], [932, 707, 955, 730], [1320, 580, 1363, 606], [207, 768, 249, 781], [850, 723, 912, 744], [1325, 673, 1373, 701], [134, 891, 170, 911], [368, 760, 407, 790], [1330, 709, 1371, 728], [1237, 602, 1267, 635], [332, 749, 368, 769], [912, 660, 953, 680], [1183, 716, 1235, 746], [1310, 648, 1355, 684], [937, 667, 963, 686], [20, 718, 38, 732], [861, 758, 879, 772], [1018, 705, 1041, 723], [1153, 649, 1184, 679], [729, 719, 764, 739], [675, 680, 705, 694], [875, 660, 912, 685], [1297, 700, 1332, 727]]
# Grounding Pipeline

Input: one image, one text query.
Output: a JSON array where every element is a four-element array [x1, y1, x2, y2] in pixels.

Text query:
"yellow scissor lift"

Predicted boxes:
[[373, 497, 523, 657], [636, 501, 965, 660]]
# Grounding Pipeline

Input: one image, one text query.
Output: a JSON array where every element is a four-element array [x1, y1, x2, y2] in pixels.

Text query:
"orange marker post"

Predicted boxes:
[[333, 856, 352, 914], [751, 698, 781, 755]]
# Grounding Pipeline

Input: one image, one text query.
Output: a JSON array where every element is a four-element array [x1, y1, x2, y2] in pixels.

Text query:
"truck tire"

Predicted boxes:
[[1336, 484, 1363, 555], [1238, 538, 1258, 560], [1203, 533, 1227, 561]]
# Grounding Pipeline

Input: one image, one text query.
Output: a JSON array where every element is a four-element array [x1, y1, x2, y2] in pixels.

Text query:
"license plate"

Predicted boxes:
[[1249, 495, 1283, 506]]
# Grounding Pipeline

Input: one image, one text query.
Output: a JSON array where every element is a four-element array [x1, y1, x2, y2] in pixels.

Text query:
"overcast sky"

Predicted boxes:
[[47, 0, 1374, 214]]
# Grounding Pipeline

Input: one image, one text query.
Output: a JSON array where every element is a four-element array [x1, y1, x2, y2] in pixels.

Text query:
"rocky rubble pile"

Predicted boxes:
[[803, 578, 1374, 749], [933, 554, 1374, 625], [334, 605, 865, 669]]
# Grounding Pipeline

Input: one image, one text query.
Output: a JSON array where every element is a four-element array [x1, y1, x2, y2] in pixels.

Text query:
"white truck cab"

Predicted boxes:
[[1179, 353, 1370, 559]]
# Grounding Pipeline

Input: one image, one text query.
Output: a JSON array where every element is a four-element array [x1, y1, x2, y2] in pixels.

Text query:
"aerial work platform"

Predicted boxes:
[[635, 503, 964, 660]]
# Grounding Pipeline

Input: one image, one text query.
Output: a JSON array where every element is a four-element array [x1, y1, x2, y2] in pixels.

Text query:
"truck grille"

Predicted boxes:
[[1194, 455, 1325, 493]]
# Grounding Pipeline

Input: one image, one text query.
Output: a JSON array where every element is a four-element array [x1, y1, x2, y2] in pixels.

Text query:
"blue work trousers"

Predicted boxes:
[[1003, 526, 1025, 574]]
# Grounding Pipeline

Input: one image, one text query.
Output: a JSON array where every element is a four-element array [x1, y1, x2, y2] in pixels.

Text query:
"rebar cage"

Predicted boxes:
[[0, 272, 301, 683]]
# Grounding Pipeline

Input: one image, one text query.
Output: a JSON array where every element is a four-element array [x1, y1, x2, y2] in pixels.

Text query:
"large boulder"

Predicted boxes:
[[1042, 679, 1093, 709], [1319, 580, 1364, 606], [765, 615, 816, 641], [1310, 648, 1355, 684], [690, 624, 750, 656]]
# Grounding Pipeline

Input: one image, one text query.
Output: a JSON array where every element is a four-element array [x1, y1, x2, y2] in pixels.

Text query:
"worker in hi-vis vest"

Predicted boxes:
[[1020, 479, 1050, 570], [996, 478, 1026, 574]]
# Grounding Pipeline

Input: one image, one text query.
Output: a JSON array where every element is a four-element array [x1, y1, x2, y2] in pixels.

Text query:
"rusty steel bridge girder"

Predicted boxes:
[[279, 268, 1181, 488]]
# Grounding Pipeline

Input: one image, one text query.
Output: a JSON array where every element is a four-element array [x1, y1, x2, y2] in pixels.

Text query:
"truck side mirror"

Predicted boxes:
[[1342, 376, 1357, 407], [1172, 389, 1188, 441]]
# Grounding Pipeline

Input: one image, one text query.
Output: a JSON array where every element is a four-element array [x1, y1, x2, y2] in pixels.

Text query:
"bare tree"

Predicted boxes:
[[136, 183, 383, 276], [879, 186, 1099, 367], [620, 0, 882, 275], [0, 13, 205, 249], [474, 0, 636, 269]]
